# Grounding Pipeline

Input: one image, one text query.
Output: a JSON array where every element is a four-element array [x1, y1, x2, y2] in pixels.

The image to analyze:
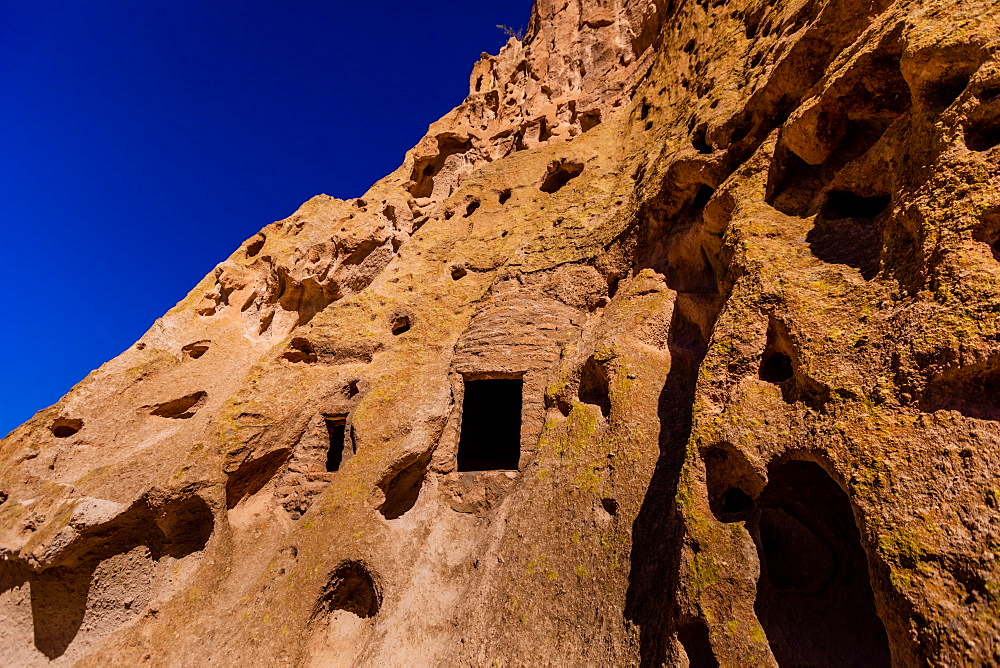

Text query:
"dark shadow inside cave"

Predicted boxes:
[[750, 460, 890, 667]]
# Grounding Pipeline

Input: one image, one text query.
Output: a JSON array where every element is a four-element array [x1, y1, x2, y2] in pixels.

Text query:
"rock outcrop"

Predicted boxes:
[[3, 0, 1000, 665]]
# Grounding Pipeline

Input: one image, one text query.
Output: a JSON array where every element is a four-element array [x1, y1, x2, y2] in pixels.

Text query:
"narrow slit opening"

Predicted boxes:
[[324, 416, 348, 472]]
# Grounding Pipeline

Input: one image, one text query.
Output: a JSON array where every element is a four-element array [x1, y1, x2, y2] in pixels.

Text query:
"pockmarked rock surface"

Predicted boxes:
[[3, 0, 1000, 665]]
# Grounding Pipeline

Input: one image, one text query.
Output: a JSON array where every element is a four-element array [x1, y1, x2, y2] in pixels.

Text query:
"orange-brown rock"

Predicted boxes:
[[3, 0, 1000, 665]]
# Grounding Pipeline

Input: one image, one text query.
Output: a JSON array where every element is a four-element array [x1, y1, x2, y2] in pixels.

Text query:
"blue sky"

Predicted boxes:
[[0, 1, 534, 435]]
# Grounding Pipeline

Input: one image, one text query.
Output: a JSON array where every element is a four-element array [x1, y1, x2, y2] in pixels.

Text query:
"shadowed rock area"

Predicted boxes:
[[2, 0, 1000, 665]]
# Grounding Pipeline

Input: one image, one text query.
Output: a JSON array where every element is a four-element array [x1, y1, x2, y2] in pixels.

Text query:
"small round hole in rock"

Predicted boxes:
[[721, 487, 755, 514], [760, 352, 794, 384], [498, 189, 512, 205], [451, 265, 468, 280], [391, 315, 411, 335], [51, 417, 83, 438], [464, 200, 480, 217], [600, 497, 619, 516]]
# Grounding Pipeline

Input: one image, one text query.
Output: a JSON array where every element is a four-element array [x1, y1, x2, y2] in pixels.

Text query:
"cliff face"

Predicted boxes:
[[2, 0, 1000, 665]]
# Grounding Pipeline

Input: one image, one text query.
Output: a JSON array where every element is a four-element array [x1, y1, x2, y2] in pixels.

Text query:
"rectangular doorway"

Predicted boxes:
[[457, 378, 523, 471]]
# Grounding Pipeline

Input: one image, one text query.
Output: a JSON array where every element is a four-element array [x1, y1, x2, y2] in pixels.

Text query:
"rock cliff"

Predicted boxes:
[[2, 0, 1000, 665]]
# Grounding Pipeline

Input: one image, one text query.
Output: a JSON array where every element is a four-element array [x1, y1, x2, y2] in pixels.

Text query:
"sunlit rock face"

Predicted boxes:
[[3, 0, 1000, 665]]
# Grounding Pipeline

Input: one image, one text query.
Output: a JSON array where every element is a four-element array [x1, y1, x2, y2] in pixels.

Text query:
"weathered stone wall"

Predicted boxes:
[[2, 0, 1000, 665]]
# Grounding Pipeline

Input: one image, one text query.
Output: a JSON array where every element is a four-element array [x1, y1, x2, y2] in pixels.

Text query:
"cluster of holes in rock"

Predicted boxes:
[[408, 136, 472, 199], [457, 378, 523, 471], [149, 391, 207, 419], [540, 160, 584, 194], [390, 315, 411, 335], [50, 417, 83, 438]]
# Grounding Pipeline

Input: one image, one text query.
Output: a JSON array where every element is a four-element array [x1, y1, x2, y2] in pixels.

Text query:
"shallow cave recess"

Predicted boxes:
[[578, 356, 612, 418], [377, 451, 431, 520], [50, 417, 84, 438], [540, 159, 584, 194], [148, 391, 208, 419], [313, 561, 382, 621]]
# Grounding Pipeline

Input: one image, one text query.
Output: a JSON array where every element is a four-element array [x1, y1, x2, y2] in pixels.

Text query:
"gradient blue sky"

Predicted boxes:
[[0, 1, 534, 435]]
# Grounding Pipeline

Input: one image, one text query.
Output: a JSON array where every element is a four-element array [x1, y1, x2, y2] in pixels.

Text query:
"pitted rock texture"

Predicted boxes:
[[3, 0, 1000, 665]]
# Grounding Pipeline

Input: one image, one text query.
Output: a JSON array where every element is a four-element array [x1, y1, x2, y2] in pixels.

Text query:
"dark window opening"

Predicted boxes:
[[760, 352, 794, 384], [457, 378, 523, 471], [821, 190, 891, 220], [464, 199, 480, 217], [499, 189, 512, 204], [325, 417, 348, 472]]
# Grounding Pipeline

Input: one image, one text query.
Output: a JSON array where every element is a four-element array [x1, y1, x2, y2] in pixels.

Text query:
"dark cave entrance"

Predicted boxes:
[[457, 378, 523, 471], [324, 416, 348, 472], [750, 460, 890, 667]]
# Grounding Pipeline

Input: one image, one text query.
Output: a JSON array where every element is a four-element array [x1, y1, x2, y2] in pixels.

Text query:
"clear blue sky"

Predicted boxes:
[[0, 0, 533, 436]]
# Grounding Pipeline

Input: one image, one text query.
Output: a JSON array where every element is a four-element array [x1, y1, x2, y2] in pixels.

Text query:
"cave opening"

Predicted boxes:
[[760, 352, 794, 384], [457, 378, 522, 471], [325, 416, 348, 473], [821, 190, 891, 220], [750, 460, 891, 667]]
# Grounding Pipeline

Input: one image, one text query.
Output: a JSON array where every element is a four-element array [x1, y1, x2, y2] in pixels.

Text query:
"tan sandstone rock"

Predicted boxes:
[[2, 0, 1000, 665]]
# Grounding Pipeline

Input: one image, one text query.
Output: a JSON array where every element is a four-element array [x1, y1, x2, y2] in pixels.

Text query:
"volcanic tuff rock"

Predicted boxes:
[[3, 0, 1000, 665]]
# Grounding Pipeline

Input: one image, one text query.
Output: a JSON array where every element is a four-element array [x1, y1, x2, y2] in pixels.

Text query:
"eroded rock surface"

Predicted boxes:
[[3, 0, 1000, 665]]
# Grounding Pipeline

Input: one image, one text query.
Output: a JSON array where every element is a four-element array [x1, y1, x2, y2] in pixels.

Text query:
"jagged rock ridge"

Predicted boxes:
[[2, 0, 1000, 665]]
